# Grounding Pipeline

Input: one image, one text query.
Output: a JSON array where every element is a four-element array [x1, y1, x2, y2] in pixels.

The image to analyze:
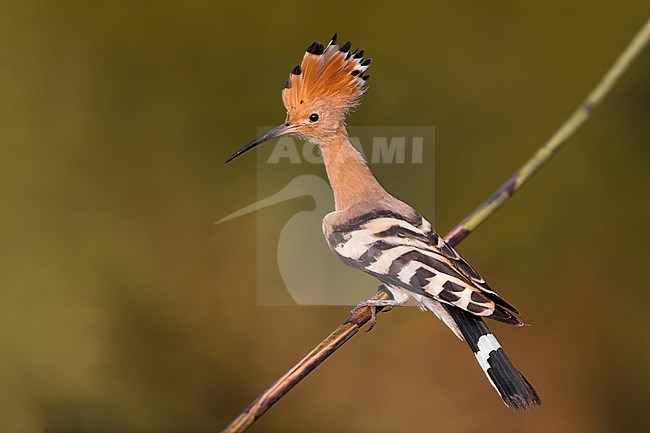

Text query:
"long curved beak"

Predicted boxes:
[[226, 122, 294, 163]]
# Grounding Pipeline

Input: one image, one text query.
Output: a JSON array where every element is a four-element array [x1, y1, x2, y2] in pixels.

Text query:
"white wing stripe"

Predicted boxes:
[[333, 229, 376, 260], [365, 245, 414, 274], [397, 260, 422, 283]]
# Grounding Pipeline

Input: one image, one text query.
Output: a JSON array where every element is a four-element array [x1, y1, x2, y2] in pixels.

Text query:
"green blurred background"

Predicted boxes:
[[1, 1, 649, 432]]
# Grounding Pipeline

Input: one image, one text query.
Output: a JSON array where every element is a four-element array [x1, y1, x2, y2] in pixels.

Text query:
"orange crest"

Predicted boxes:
[[282, 34, 371, 115]]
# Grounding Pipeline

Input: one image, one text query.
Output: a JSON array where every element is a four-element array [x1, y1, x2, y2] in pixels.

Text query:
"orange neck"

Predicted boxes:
[[319, 128, 388, 211]]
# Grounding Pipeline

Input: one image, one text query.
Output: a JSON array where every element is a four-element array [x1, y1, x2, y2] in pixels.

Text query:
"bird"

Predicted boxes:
[[225, 33, 541, 411]]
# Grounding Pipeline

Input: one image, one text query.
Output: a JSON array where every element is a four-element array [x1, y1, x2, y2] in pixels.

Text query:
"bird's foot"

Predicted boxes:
[[350, 299, 404, 332]]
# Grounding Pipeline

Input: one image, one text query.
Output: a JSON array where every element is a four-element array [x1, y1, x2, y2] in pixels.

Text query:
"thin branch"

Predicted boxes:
[[445, 17, 650, 246], [222, 18, 650, 433]]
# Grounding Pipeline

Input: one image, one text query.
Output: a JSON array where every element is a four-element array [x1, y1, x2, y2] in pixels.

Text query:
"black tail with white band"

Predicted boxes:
[[444, 305, 541, 411]]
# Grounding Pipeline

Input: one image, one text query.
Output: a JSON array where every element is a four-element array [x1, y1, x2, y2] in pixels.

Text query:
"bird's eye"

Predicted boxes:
[[309, 113, 319, 122]]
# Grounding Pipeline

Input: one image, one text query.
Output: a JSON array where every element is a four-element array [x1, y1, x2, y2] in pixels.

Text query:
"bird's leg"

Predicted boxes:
[[350, 286, 407, 331], [354, 299, 403, 331]]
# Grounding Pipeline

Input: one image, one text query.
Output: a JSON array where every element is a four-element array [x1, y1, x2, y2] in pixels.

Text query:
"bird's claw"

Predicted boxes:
[[350, 299, 402, 332]]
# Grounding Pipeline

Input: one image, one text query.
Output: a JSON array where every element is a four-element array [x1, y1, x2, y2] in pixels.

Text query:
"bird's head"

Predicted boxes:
[[226, 34, 371, 162]]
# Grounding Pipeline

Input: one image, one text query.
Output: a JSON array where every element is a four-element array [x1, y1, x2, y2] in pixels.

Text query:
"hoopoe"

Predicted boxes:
[[226, 34, 541, 411]]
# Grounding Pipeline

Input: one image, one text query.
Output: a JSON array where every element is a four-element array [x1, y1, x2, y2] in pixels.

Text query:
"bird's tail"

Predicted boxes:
[[443, 305, 541, 411]]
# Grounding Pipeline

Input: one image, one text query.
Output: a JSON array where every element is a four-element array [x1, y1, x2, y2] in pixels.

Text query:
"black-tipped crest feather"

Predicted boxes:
[[306, 41, 325, 55]]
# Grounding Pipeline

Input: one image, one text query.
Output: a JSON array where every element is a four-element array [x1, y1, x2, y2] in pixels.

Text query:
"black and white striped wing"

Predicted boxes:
[[327, 210, 521, 325]]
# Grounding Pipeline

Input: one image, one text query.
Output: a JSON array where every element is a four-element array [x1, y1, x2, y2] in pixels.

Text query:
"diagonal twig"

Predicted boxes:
[[446, 17, 650, 246], [222, 17, 650, 433]]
